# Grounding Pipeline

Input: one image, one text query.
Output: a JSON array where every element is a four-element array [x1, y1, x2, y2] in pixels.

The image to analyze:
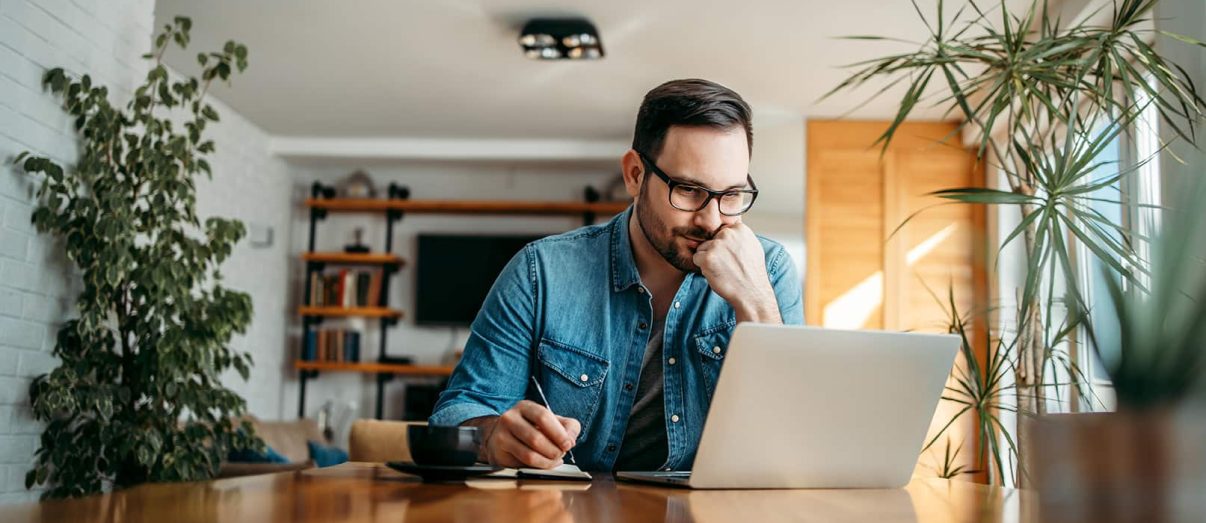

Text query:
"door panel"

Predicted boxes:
[[806, 120, 988, 483]]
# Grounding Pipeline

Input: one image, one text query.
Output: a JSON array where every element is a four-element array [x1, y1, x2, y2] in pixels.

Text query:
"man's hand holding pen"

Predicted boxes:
[[462, 399, 581, 469]]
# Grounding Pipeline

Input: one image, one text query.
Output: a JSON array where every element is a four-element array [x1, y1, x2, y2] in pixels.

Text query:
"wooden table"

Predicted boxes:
[[0, 462, 1036, 522]]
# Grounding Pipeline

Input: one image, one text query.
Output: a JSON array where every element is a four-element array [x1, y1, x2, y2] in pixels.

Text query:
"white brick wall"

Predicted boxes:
[[0, 0, 293, 504], [0, 0, 155, 503], [190, 87, 292, 421]]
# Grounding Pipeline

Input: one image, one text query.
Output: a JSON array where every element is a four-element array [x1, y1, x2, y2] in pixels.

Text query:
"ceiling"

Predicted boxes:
[[152, 0, 1037, 140]]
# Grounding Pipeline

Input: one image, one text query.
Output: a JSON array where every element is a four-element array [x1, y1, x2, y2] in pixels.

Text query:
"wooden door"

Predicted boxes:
[[806, 120, 988, 482]]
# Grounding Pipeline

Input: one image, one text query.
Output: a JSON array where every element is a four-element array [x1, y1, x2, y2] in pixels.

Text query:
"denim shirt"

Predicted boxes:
[[429, 205, 804, 471]]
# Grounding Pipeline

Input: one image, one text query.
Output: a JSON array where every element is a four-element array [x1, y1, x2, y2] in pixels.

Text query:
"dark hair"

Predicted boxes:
[[632, 79, 753, 161]]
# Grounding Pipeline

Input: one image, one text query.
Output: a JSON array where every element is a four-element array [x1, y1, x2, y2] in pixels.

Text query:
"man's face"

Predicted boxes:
[[633, 126, 751, 273]]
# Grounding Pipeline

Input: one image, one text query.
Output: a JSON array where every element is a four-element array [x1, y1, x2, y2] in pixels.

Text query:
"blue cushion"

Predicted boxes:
[[228, 444, 290, 464], [307, 440, 349, 468]]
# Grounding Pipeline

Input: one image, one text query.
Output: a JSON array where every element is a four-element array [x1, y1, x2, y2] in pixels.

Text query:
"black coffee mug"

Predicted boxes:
[[408, 424, 482, 467]]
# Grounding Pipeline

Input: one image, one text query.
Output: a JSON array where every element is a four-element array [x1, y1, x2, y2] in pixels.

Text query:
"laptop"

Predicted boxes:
[[616, 324, 958, 489]]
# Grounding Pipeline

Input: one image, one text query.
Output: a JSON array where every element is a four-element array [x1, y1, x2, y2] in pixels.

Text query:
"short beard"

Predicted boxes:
[[635, 180, 712, 274]]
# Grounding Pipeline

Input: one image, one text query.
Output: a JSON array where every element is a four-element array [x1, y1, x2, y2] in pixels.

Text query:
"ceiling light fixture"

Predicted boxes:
[[519, 18, 604, 61]]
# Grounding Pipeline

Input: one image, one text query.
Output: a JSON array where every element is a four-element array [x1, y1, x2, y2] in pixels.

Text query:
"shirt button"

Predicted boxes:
[[664, 467, 672, 471], [580, 374, 589, 382], [671, 414, 680, 423], [607, 444, 616, 452], [667, 357, 677, 365], [639, 322, 647, 330], [637, 287, 646, 294], [624, 383, 634, 391], [674, 301, 681, 309], [712, 346, 722, 354]]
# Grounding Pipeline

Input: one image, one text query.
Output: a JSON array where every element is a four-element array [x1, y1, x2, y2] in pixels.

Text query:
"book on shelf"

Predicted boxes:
[[302, 327, 363, 363], [346, 331, 360, 362], [302, 328, 317, 361], [366, 271, 381, 306], [311, 272, 324, 307], [308, 268, 384, 308], [341, 269, 353, 308], [356, 272, 371, 307]]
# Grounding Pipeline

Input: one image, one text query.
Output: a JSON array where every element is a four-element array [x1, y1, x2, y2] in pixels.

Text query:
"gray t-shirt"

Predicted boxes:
[[613, 319, 669, 471]]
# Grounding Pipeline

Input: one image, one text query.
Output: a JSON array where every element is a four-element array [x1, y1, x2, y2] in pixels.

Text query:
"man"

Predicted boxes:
[[429, 79, 803, 472]]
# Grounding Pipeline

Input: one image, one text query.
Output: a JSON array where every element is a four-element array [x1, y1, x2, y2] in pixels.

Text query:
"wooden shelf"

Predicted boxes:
[[302, 252, 404, 266], [295, 360, 454, 377], [295, 188, 617, 419], [305, 198, 630, 216], [298, 306, 403, 319]]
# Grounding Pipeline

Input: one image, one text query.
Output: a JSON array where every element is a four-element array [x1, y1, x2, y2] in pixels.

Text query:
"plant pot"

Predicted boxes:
[[1032, 406, 1206, 523]]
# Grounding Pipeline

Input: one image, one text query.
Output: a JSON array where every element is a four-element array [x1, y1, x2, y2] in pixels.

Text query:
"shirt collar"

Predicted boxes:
[[609, 204, 642, 292]]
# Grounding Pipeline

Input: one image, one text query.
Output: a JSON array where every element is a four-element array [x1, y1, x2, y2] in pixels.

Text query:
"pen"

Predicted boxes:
[[530, 376, 577, 465]]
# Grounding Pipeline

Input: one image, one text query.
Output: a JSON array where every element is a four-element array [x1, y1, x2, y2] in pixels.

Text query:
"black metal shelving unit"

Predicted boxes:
[[294, 183, 625, 419], [297, 181, 409, 419]]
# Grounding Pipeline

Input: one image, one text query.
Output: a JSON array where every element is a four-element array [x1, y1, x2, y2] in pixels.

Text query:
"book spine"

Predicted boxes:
[[326, 330, 334, 361], [323, 327, 332, 361], [338, 269, 349, 308], [325, 274, 338, 307], [308, 272, 319, 306], [335, 328, 344, 362], [323, 330, 330, 362], [317, 329, 326, 362], [356, 271, 371, 307], [366, 269, 381, 306], [302, 328, 316, 361]]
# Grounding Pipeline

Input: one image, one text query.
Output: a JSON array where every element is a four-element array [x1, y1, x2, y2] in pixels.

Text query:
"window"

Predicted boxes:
[[1076, 121, 1122, 411], [1074, 74, 1163, 412]]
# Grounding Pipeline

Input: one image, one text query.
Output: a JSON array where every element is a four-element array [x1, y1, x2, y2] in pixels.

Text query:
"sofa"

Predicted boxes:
[[217, 416, 326, 478]]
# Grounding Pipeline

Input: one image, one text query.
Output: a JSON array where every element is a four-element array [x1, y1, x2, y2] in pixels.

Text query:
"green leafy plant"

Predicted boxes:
[[1094, 176, 1206, 408], [918, 281, 1103, 483], [15, 17, 260, 498], [825, 0, 1203, 484], [922, 285, 1019, 484], [934, 437, 970, 479]]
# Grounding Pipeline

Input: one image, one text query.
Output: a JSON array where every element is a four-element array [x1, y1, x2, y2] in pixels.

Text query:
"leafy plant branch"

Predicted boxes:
[[15, 17, 259, 499]]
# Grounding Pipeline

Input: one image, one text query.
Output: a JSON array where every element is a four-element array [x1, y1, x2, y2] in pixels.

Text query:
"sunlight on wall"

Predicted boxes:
[[822, 271, 883, 329], [820, 224, 958, 329], [906, 224, 957, 266]]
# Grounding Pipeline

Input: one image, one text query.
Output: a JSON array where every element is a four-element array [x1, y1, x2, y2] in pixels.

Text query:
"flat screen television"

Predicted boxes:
[[414, 234, 545, 326]]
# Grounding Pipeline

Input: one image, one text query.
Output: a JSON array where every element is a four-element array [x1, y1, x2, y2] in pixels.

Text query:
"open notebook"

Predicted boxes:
[[486, 463, 593, 481]]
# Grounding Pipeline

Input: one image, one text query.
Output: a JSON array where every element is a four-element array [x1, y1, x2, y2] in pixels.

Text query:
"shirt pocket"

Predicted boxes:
[[536, 338, 610, 438], [693, 320, 737, 400]]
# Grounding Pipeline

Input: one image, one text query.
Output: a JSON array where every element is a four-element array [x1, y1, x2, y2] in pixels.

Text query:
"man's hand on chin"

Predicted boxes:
[[692, 221, 782, 324]]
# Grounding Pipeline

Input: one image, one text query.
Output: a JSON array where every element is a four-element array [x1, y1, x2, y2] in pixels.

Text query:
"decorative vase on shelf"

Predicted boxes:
[[344, 227, 370, 254], [340, 169, 377, 199]]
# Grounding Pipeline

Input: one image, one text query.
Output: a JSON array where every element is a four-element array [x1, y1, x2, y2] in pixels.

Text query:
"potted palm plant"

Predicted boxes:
[[1030, 176, 1206, 522], [823, 0, 1204, 494]]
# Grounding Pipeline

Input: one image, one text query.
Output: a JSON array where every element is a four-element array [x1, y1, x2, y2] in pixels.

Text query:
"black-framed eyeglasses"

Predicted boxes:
[[637, 151, 759, 216]]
